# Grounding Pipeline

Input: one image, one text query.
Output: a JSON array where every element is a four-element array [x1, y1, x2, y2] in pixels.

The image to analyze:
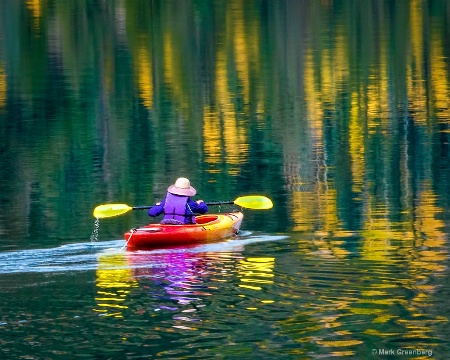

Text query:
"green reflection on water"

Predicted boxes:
[[1, 0, 449, 247]]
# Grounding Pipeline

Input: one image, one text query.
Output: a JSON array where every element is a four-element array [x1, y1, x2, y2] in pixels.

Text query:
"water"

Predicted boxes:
[[0, 233, 448, 358], [1, 0, 450, 358]]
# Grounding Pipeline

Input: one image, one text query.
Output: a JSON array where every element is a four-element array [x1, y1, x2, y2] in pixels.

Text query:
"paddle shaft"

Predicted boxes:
[[132, 200, 234, 211], [93, 195, 272, 218], [204, 200, 234, 206]]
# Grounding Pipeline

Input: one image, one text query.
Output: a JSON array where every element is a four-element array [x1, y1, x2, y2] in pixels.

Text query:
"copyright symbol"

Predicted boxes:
[[372, 349, 377, 355]]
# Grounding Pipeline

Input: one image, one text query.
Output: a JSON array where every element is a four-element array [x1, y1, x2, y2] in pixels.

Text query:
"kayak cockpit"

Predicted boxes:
[[195, 214, 219, 225]]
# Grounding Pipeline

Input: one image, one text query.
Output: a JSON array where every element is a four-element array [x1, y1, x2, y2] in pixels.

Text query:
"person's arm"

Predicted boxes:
[[148, 199, 165, 217], [188, 199, 208, 214]]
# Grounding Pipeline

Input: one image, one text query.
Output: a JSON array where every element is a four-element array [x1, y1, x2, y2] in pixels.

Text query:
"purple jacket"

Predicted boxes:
[[148, 192, 208, 224]]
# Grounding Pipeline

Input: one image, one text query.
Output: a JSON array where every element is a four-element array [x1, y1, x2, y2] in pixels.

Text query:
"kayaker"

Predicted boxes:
[[148, 177, 208, 224]]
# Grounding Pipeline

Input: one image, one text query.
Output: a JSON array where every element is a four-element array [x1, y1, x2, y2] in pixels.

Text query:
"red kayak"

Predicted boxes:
[[124, 212, 243, 249]]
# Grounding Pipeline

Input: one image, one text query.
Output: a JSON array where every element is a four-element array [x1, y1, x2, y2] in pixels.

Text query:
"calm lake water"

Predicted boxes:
[[1, 0, 450, 358]]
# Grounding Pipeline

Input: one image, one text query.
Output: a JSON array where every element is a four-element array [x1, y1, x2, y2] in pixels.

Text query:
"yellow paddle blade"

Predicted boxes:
[[93, 204, 133, 219], [234, 196, 273, 210]]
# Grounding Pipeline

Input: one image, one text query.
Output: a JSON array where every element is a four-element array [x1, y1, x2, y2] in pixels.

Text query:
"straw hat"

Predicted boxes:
[[167, 177, 197, 196]]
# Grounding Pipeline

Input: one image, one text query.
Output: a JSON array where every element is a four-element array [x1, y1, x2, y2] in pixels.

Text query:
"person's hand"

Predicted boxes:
[[196, 200, 204, 204]]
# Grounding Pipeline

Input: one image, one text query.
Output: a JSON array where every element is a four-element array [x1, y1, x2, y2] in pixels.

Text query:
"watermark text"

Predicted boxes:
[[372, 348, 433, 357]]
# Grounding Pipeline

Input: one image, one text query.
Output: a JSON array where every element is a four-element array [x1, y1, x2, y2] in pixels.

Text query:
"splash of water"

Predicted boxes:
[[90, 218, 100, 242]]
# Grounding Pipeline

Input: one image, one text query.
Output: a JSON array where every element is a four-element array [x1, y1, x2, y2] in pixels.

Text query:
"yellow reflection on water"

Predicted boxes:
[[430, 29, 450, 123], [290, 186, 342, 240], [415, 184, 445, 243], [367, 49, 389, 134], [202, 42, 249, 175], [358, 183, 447, 345], [0, 63, 6, 108], [238, 257, 275, 290], [288, 29, 355, 236], [163, 31, 178, 102], [136, 46, 153, 110], [349, 91, 365, 195], [408, 0, 427, 124], [285, 184, 448, 354], [218, 47, 249, 171], [162, 30, 189, 116], [203, 107, 222, 172], [408, 0, 450, 126], [334, 25, 349, 89], [304, 47, 323, 143], [26, 0, 42, 31], [93, 252, 138, 318], [316, 339, 363, 347], [361, 201, 404, 263], [231, 0, 250, 106], [410, 0, 423, 76], [237, 257, 275, 310], [410, 182, 447, 280]]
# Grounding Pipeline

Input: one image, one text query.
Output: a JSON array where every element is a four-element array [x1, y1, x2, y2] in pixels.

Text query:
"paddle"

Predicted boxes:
[[93, 195, 273, 219]]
